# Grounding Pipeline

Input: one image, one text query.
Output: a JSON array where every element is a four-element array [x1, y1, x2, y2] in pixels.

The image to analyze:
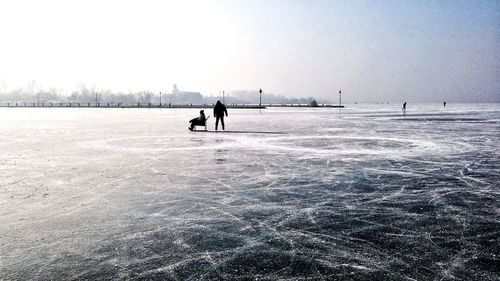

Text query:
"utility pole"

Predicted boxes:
[[223, 91, 225, 104], [339, 89, 342, 107], [95, 92, 98, 106], [159, 92, 162, 107], [37, 92, 40, 106], [259, 88, 262, 107]]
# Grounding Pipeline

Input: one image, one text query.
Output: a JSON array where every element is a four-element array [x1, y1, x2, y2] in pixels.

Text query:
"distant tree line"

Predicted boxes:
[[0, 85, 325, 105]]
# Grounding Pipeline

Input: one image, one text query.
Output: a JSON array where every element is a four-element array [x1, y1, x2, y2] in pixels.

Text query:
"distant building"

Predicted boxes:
[[166, 84, 204, 104]]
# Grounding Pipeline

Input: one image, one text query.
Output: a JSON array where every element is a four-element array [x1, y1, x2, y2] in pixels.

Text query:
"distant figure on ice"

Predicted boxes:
[[444, 101, 446, 107], [213, 100, 228, 131], [402, 102, 407, 114], [188, 110, 206, 131]]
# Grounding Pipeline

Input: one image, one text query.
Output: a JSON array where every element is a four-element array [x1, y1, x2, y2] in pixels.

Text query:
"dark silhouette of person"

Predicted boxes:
[[213, 100, 228, 131], [188, 110, 206, 131], [402, 102, 406, 111], [444, 101, 446, 107]]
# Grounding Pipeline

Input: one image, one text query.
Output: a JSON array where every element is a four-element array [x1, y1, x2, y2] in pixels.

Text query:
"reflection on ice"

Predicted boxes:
[[0, 104, 499, 280]]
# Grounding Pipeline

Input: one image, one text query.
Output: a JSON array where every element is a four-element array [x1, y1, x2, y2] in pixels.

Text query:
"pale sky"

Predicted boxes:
[[0, 0, 499, 102]]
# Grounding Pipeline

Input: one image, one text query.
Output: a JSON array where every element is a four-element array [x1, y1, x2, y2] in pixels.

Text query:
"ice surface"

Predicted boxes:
[[1, 104, 499, 280]]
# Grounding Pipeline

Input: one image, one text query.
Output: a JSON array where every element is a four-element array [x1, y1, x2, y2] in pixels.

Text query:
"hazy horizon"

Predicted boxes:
[[1, 0, 499, 103]]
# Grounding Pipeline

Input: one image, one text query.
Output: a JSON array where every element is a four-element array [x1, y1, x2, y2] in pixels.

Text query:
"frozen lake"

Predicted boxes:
[[1, 104, 499, 280]]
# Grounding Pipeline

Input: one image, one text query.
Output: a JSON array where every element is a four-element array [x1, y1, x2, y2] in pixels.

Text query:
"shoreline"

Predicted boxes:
[[0, 103, 345, 109]]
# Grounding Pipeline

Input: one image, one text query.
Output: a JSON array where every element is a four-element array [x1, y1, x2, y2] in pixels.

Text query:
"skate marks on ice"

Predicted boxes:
[[1, 105, 499, 280]]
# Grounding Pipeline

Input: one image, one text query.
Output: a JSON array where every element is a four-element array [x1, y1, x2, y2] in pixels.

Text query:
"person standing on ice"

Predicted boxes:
[[402, 102, 407, 114], [213, 100, 228, 131]]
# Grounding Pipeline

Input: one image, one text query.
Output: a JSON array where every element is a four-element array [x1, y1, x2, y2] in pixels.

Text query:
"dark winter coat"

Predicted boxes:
[[213, 102, 228, 118]]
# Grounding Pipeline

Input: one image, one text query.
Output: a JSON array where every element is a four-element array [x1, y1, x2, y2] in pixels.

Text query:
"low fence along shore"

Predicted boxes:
[[0, 102, 344, 109]]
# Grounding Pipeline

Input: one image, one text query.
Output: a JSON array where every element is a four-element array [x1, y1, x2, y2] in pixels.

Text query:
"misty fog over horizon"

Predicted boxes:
[[0, 0, 499, 103], [0, 81, 499, 105]]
